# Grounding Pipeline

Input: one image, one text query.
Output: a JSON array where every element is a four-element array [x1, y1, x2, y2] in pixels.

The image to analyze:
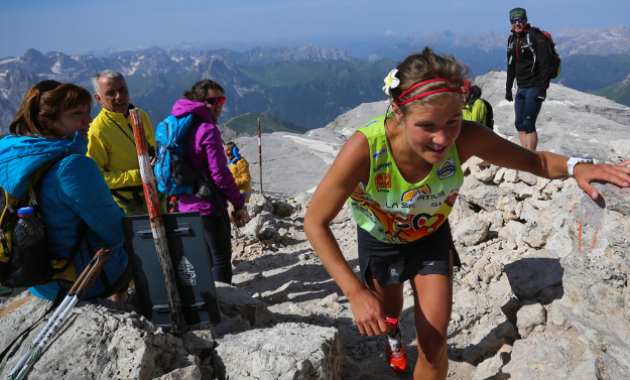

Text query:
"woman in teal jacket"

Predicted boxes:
[[0, 81, 131, 301]]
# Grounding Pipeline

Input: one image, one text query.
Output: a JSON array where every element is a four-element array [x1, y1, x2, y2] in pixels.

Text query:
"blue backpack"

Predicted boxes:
[[154, 114, 217, 201]]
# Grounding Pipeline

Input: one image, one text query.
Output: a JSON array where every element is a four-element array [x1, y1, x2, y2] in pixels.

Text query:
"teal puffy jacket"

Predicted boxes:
[[0, 133, 128, 300]]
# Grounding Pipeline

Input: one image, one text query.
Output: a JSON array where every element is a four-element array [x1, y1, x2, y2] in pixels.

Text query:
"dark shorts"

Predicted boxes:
[[514, 87, 543, 134], [357, 221, 461, 289]]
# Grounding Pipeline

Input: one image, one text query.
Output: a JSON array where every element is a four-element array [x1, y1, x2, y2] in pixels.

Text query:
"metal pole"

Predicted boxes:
[[258, 118, 263, 195], [129, 109, 184, 335]]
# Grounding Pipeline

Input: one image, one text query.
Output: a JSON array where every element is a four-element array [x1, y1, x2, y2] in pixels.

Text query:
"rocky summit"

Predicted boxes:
[[1, 72, 629, 380]]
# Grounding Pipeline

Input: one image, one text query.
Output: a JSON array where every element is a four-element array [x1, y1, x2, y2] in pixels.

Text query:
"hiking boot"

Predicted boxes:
[[385, 324, 407, 373]]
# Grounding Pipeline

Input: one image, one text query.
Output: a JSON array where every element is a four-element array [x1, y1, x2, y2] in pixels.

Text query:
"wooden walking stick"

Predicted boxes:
[[258, 118, 263, 194], [129, 109, 184, 334]]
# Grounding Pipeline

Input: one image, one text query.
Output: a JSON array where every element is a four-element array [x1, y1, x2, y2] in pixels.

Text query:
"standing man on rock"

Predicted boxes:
[[88, 70, 166, 215], [505, 8, 553, 151], [225, 142, 252, 203]]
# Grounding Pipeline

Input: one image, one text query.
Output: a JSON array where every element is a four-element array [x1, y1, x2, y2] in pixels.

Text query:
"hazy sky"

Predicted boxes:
[[1, 0, 628, 57]]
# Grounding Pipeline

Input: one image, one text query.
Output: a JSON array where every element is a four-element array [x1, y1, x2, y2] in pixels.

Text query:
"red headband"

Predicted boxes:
[[395, 78, 461, 106]]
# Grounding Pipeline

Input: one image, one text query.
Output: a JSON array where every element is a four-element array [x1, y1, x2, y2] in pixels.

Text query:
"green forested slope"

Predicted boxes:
[[221, 112, 308, 135]]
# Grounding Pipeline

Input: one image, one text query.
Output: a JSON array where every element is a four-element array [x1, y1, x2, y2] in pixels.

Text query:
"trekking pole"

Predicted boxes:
[[7, 249, 111, 380], [258, 118, 263, 195], [129, 109, 184, 335]]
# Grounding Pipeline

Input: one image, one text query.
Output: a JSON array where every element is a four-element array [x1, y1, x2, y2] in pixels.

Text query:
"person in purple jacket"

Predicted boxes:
[[173, 79, 245, 284]]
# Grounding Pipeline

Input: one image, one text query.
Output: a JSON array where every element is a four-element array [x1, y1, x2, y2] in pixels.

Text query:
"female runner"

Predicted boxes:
[[304, 48, 630, 379]]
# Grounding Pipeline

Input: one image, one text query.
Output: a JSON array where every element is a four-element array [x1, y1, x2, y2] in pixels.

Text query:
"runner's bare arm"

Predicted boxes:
[[304, 132, 388, 336], [456, 121, 630, 198]]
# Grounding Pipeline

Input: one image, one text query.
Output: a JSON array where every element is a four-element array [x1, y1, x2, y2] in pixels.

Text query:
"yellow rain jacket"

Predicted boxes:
[[87, 107, 156, 210], [229, 158, 252, 201], [462, 99, 487, 126]]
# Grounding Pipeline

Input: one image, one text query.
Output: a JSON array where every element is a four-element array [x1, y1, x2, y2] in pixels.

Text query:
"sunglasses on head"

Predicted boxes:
[[511, 17, 526, 24], [205, 97, 226, 105]]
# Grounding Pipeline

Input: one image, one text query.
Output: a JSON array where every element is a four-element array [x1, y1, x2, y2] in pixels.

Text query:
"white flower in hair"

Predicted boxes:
[[382, 69, 400, 97]]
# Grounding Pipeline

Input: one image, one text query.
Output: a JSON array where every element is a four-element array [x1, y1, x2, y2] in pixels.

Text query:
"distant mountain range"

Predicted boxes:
[[1, 25, 628, 133], [590, 74, 630, 107]]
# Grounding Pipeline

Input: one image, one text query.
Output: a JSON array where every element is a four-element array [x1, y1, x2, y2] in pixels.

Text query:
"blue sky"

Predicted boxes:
[[1, 0, 628, 57]]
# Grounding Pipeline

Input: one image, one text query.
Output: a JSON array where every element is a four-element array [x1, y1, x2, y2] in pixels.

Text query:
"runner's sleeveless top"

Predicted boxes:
[[349, 115, 464, 244]]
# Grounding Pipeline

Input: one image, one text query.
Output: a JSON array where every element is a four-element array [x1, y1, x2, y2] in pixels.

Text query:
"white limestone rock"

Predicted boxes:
[[516, 303, 547, 337], [212, 323, 343, 380], [453, 216, 490, 246]]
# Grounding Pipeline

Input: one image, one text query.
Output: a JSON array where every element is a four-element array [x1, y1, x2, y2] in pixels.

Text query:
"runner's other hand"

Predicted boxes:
[[535, 89, 546, 102], [573, 160, 630, 200], [348, 287, 388, 337], [505, 89, 513, 102]]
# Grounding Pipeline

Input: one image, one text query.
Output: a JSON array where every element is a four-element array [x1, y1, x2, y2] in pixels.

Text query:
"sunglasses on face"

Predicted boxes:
[[511, 17, 526, 24], [205, 97, 226, 105]]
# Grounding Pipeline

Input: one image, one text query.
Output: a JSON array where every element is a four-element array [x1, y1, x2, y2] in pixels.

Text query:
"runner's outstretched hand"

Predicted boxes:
[[574, 160, 630, 200], [348, 287, 389, 337]]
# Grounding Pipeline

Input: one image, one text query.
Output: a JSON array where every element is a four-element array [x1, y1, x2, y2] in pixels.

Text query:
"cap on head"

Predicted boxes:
[[461, 79, 472, 93], [510, 7, 527, 20]]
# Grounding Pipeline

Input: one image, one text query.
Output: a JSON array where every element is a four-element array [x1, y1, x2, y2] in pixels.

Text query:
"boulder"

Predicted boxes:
[[473, 346, 511, 380], [247, 194, 274, 217], [498, 220, 526, 245], [259, 225, 280, 243], [501, 338, 575, 380], [242, 211, 275, 238], [503, 250, 564, 300], [0, 296, 194, 380], [607, 139, 630, 164], [214, 282, 272, 327], [452, 216, 490, 246], [273, 200, 295, 217], [460, 176, 506, 211], [155, 365, 202, 380], [517, 171, 538, 186], [181, 330, 215, 355], [592, 182, 630, 216], [516, 303, 546, 337], [522, 226, 553, 248], [212, 323, 343, 380]]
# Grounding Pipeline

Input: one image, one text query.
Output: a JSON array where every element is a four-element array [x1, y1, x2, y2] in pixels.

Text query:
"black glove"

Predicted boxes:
[[535, 89, 546, 102], [505, 89, 513, 102]]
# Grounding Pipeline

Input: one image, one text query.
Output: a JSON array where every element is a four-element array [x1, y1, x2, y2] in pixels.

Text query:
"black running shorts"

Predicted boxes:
[[357, 220, 461, 289]]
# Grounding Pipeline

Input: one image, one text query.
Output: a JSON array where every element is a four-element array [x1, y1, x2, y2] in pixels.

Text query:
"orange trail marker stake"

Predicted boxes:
[[258, 118, 263, 194], [129, 109, 184, 334]]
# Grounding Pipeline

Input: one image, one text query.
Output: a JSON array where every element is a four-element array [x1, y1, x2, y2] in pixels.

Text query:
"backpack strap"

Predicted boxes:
[[507, 34, 515, 65], [526, 33, 536, 72], [83, 232, 111, 290], [110, 185, 145, 206]]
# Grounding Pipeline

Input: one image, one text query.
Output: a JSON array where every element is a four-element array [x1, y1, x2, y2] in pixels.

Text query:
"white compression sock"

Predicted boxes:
[[387, 327, 401, 350]]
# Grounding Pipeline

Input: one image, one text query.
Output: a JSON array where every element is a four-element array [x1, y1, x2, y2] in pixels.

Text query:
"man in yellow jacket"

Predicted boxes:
[[461, 79, 488, 126], [224, 142, 251, 203], [87, 70, 166, 215]]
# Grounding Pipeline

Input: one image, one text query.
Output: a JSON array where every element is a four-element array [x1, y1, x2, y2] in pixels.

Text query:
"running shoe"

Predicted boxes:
[[385, 323, 407, 373]]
